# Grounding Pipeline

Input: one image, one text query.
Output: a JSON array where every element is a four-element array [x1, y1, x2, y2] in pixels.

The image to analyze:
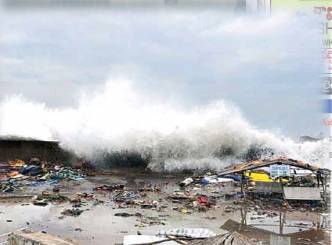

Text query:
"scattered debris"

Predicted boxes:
[[179, 177, 194, 187], [93, 184, 124, 192], [113, 191, 141, 203], [0, 157, 330, 245], [0, 159, 85, 193], [158, 228, 216, 238], [61, 208, 84, 217], [114, 212, 142, 217]]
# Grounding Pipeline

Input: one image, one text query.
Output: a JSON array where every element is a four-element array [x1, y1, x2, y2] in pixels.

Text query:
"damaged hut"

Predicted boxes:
[[217, 158, 330, 204]]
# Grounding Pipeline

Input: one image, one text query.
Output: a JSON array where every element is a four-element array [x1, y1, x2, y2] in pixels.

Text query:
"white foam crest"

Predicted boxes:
[[0, 79, 328, 171]]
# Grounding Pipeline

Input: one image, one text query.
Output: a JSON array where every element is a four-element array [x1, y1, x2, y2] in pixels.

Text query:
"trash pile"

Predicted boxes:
[[107, 180, 228, 217], [179, 173, 239, 187], [0, 158, 84, 193], [32, 191, 70, 206], [175, 158, 331, 213]]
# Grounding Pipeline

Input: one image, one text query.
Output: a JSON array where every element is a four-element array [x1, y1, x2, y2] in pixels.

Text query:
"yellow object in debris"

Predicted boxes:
[[9, 159, 25, 168], [245, 171, 288, 183], [8, 171, 20, 178], [245, 172, 273, 182]]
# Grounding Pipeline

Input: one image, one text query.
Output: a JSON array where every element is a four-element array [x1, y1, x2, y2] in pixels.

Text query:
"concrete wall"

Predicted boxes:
[[0, 139, 74, 164]]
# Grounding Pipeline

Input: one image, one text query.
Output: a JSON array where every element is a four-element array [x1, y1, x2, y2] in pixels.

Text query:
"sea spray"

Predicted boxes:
[[0, 79, 328, 171]]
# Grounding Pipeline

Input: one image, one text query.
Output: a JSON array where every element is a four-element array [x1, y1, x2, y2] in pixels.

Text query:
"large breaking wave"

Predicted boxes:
[[0, 79, 328, 171]]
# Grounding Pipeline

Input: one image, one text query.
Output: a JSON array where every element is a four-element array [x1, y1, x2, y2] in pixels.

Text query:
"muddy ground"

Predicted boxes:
[[0, 171, 330, 245]]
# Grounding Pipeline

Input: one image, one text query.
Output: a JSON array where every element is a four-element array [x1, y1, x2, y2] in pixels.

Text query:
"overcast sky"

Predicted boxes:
[[0, 7, 324, 138]]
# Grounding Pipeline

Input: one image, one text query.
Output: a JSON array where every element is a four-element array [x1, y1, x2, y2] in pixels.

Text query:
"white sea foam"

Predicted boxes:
[[0, 79, 328, 171]]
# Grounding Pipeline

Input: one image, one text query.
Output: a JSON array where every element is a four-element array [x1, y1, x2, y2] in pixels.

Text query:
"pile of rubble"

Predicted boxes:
[[0, 158, 84, 193]]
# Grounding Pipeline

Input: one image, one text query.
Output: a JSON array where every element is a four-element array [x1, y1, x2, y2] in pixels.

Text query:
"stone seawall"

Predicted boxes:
[[0, 139, 74, 164]]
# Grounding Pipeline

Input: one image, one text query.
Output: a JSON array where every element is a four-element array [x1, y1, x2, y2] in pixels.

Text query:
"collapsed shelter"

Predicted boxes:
[[217, 158, 330, 202]]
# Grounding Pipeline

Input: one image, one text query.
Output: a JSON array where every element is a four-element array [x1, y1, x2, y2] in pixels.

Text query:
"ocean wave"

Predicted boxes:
[[0, 79, 328, 171]]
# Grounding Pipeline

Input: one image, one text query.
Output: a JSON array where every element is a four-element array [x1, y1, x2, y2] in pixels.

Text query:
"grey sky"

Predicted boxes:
[[0, 8, 324, 138]]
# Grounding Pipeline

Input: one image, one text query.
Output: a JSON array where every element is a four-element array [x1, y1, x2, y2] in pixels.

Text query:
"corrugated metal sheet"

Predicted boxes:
[[284, 187, 321, 200]]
